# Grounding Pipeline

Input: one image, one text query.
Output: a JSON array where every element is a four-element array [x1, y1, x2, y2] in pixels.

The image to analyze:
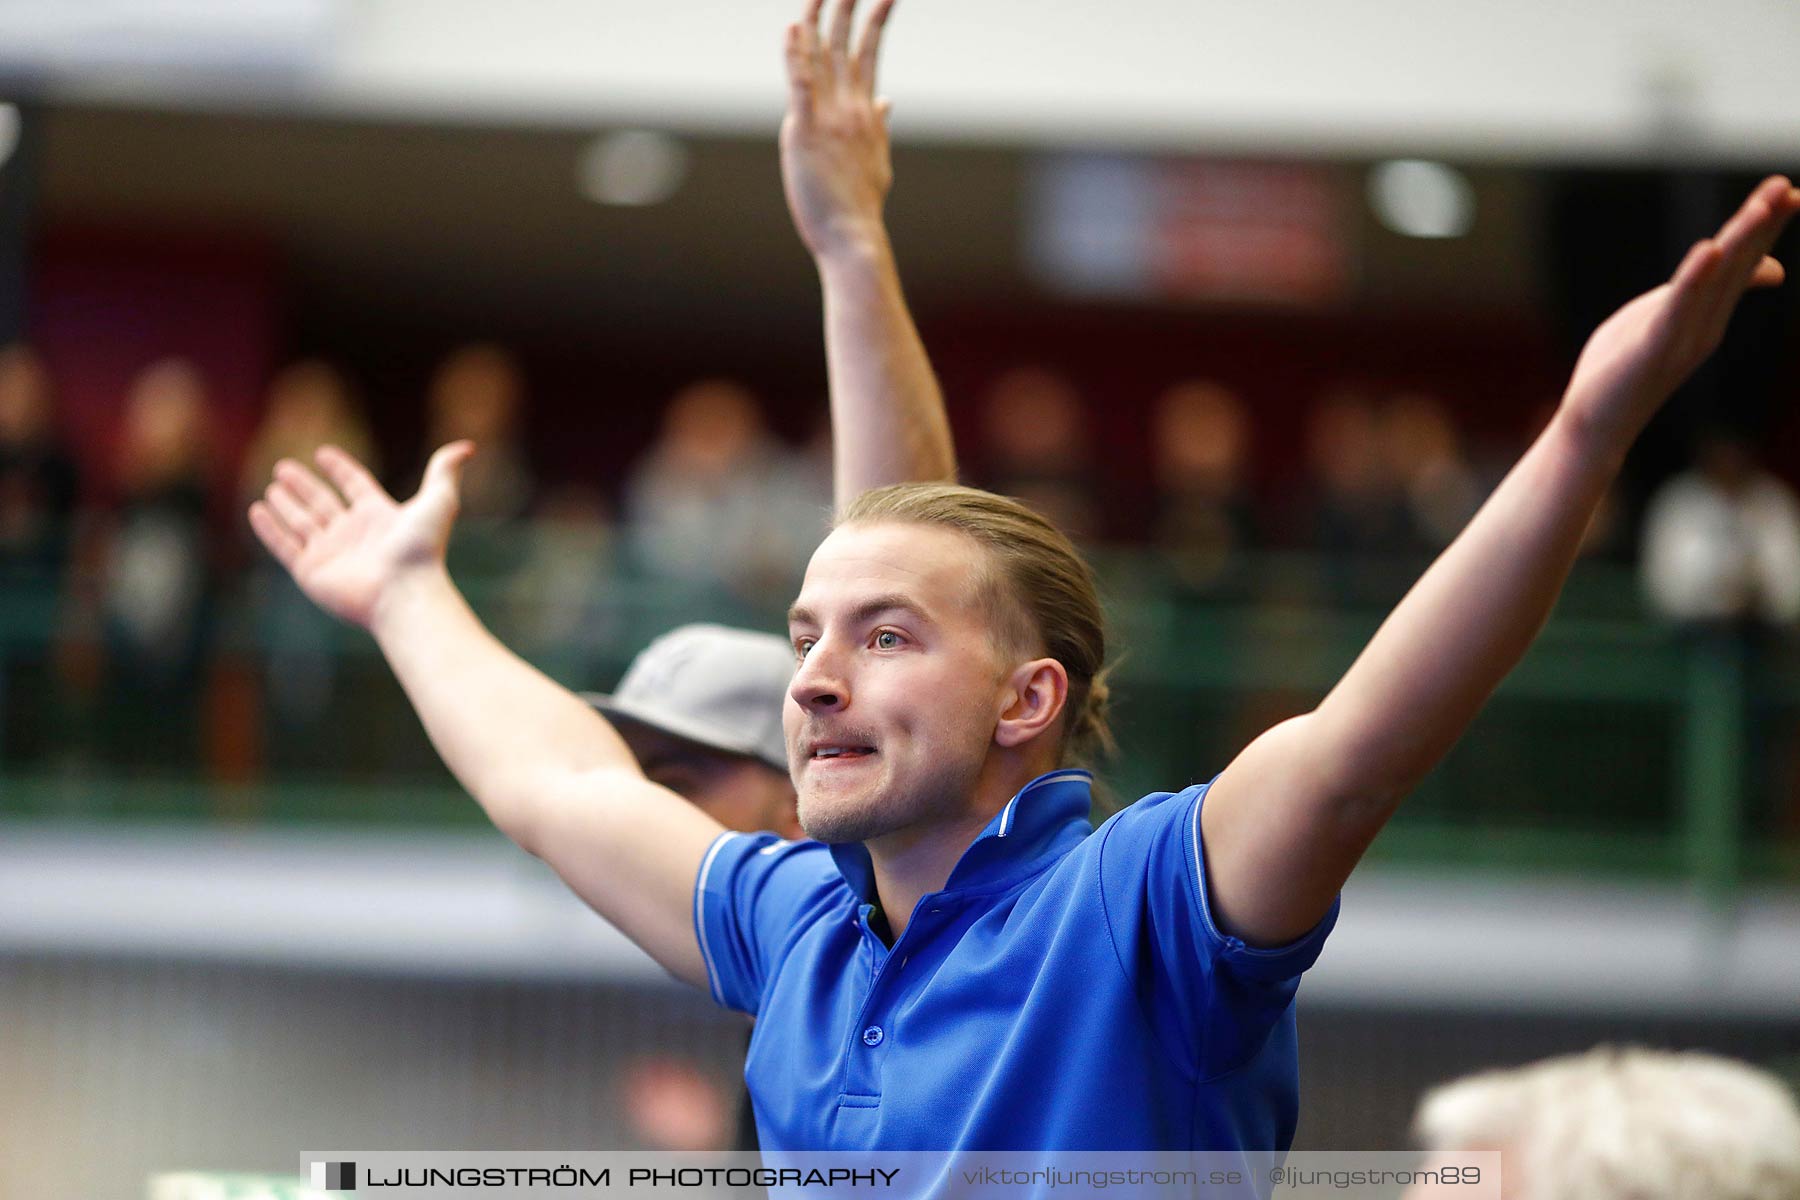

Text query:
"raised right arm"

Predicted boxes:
[[249, 442, 723, 988]]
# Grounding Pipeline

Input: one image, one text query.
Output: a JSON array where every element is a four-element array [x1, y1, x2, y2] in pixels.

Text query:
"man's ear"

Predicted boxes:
[[994, 658, 1069, 749]]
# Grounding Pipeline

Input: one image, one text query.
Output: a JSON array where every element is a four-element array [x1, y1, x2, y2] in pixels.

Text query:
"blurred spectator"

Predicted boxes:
[[238, 359, 378, 503], [624, 378, 824, 601], [617, 1057, 734, 1152], [1298, 387, 1410, 601], [0, 342, 79, 580], [1301, 387, 1408, 553], [583, 623, 803, 1151], [975, 366, 1101, 542], [91, 358, 218, 771], [1642, 432, 1800, 839], [498, 482, 617, 656], [0, 342, 80, 766], [1405, 1046, 1800, 1200], [772, 412, 836, 566], [1148, 379, 1257, 594], [241, 362, 379, 764], [1379, 391, 1482, 552], [424, 343, 534, 524], [1641, 430, 1800, 628]]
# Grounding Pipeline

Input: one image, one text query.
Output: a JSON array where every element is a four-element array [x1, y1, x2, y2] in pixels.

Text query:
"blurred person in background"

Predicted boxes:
[[1299, 386, 1412, 602], [239, 360, 379, 501], [973, 364, 1101, 542], [239, 361, 380, 768], [1641, 428, 1800, 628], [584, 626, 802, 870], [85, 357, 218, 772], [1404, 1046, 1800, 1200], [418, 343, 535, 593], [1379, 391, 1484, 555], [624, 377, 826, 602], [1640, 428, 1800, 836], [0, 342, 79, 581], [616, 1057, 739, 1153], [0, 342, 80, 765], [584, 621, 802, 1151], [424, 342, 535, 524], [1148, 378, 1257, 596], [498, 482, 617, 659]]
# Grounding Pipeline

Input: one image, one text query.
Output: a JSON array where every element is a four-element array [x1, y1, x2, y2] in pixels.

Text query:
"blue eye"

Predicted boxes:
[[874, 630, 902, 650], [795, 638, 815, 659]]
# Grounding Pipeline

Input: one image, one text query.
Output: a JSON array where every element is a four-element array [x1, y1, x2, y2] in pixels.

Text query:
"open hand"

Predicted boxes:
[[248, 441, 473, 631], [1561, 175, 1800, 454], [780, 0, 897, 259]]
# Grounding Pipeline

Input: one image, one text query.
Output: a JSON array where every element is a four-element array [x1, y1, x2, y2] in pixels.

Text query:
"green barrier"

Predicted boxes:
[[3, 550, 1796, 897]]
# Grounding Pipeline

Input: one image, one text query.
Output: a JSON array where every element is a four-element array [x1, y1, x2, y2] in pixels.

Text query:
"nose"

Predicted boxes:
[[789, 639, 848, 714]]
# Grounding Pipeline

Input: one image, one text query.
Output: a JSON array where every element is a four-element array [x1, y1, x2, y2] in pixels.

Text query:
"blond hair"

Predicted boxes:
[[838, 482, 1114, 763], [1413, 1045, 1800, 1200]]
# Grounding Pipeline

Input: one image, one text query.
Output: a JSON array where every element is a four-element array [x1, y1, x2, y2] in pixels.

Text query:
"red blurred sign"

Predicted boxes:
[[1027, 155, 1347, 307], [1149, 161, 1347, 304]]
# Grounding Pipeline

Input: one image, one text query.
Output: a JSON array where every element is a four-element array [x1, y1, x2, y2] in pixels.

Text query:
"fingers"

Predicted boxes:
[[1670, 237, 1722, 294], [1657, 239, 1723, 341], [1694, 176, 1799, 341], [248, 501, 303, 570], [1751, 255, 1786, 289], [785, 22, 816, 126], [826, 0, 857, 60], [852, 0, 895, 94], [1714, 176, 1798, 292], [274, 458, 346, 525], [254, 455, 363, 566], [421, 440, 475, 504], [264, 478, 321, 541], [1715, 176, 1793, 247], [809, 0, 892, 95], [314, 444, 387, 505], [793, 0, 825, 69]]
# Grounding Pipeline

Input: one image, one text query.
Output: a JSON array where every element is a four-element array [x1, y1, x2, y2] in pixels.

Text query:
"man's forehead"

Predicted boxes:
[[791, 522, 990, 622]]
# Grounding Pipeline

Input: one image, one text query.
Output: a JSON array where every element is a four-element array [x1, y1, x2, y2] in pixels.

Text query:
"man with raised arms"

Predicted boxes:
[[250, 0, 1800, 1165]]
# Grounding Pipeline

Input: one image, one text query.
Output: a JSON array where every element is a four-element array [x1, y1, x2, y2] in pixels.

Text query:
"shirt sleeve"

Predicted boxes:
[[1096, 781, 1339, 1079], [692, 831, 843, 1016]]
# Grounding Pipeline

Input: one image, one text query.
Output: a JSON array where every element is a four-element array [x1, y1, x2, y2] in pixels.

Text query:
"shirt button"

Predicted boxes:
[[861, 1025, 884, 1047]]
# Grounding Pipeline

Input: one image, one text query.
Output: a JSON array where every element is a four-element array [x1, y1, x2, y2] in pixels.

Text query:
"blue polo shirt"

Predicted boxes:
[[693, 770, 1337, 1153]]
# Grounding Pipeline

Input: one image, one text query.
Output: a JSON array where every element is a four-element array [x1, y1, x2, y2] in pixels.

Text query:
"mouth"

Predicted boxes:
[[808, 744, 878, 764]]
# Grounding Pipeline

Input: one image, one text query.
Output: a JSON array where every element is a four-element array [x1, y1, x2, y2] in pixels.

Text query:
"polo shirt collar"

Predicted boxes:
[[827, 769, 1094, 901]]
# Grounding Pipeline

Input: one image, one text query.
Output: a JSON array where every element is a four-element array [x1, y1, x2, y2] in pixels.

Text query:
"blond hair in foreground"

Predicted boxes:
[[1413, 1045, 1800, 1200]]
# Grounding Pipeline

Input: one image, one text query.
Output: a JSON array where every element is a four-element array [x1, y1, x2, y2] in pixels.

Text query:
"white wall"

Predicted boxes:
[[4, 0, 1799, 163]]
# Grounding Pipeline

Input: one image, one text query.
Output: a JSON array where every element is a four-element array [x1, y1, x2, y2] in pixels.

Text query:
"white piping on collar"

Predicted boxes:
[[996, 771, 1091, 838]]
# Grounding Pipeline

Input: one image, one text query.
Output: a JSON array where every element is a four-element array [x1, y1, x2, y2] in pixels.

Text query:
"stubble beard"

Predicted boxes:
[[797, 745, 986, 846]]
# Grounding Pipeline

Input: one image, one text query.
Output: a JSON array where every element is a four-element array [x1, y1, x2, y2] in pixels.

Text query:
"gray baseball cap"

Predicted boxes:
[[583, 623, 794, 772]]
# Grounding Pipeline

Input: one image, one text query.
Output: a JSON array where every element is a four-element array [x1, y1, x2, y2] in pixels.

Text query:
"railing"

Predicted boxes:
[[3, 543, 1796, 899]]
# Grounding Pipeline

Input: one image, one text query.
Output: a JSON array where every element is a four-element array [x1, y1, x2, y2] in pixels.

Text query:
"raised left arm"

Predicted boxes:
[[781, 0, 955, 511], [1202, 176, 1800, 946]]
